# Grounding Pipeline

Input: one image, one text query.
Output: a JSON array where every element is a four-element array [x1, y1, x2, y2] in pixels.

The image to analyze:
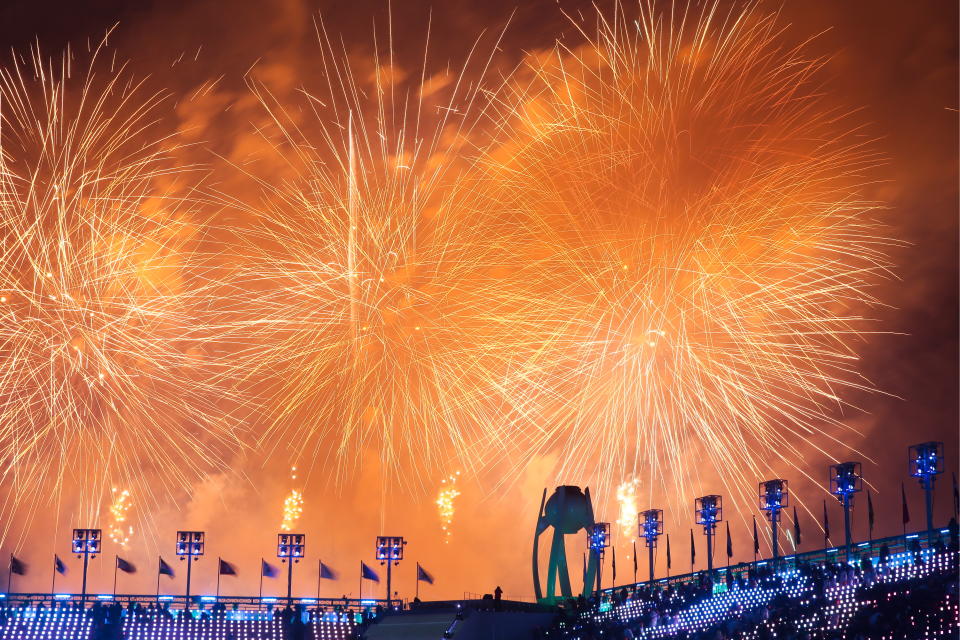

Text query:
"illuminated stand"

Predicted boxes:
[[71, 528, 101, 601], [829, 462, 862, 560], [278, 533, 305, 601], [176, 531, 204, 607], [639, 509, 663, 583], [532, 486, 599, 603], [909, 441, 944, 543], [588, 522, 610, 594], [376, 536, 405, 608], [695, 495, 722, 573], [759, 480, 788, 565]]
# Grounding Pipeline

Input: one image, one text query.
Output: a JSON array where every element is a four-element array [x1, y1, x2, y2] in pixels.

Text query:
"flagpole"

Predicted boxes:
[[156, 557, 161, 597], [317, 560, 321, 600], [358, 561, 361, 602], [259, 559, 264, 602], [7, 554, 12, 594], [217, 558, 221, 600], [51, 555, 56, 595], [415, 563, 419, 601], [113, 556, 118, 596]]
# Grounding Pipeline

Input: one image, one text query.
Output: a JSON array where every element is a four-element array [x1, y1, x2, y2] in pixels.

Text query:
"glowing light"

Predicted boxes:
[[281, 467, 304, 532], [616, 478, 639, 540], [106, 488, 134, 547], [436, 472, 461, 543]]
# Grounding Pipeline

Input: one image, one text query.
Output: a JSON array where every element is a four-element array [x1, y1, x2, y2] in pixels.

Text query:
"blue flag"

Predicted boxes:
[[10, 555, 26, 576], [416, 563, 434, 585], [262, 560, 280, 578], [361, 562, 379, 583], [319, 562, 338, 580], [116, 557, 136, 574], [219, 559, 236, 576], [158, 557, 175, 578], [54, 555, 67, 575]]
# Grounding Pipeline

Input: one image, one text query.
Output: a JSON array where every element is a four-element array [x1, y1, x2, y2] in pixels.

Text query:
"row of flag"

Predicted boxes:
[[598, 478, 959, 582], [8, 554, 435, 586]]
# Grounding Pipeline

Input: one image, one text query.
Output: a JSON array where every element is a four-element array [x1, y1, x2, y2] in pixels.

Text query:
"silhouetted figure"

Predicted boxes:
[[494, 585, 503, 611]]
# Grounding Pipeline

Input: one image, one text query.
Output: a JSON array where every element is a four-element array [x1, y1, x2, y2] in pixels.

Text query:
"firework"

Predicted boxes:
[[107, 488, 134, 547], [0, 40, 241, 540], [436, 472, 461, 543], [215, 19, 525, 486], [616, 478, 639, 540], [280, 466, 304, 531], [481, 1, 892, 507]]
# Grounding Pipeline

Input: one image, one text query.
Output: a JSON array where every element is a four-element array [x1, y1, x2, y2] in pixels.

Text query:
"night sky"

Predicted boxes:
[[0, 0, 955, 600]]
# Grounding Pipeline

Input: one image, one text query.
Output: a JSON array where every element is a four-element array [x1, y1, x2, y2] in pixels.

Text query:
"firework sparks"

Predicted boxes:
[[480, 1, 893, 508], [0, 39, 242, 540], [436, 472, 461, 543], [280, 466, 304, 531], [107, 488, 133, 547], [616, 478, 639, 541]]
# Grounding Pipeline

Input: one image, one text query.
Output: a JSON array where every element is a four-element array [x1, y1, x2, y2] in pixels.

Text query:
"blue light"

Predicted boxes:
[[906, 534, 919, 539], [300, 598, 317, 604], [261, 597, 277, 603], [757, 561, 768, 566], [827, 548, 838, 554], [54, 594, 71, 599], [940, 529, 949, 534], [97, 594, 113, 600], [360, 599, 376, 605], [857, 542, 869, 547], [157, 596, 174, 601], [201, 596, 216, 602]]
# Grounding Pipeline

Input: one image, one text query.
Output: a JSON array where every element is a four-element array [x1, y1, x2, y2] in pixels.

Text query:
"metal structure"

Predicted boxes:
[[695, 495, 723, 572], [588, 522, 611, 594], [277, 534, 305, 600], [639, 509, 664, 583], [532, 486, 600, 603], [71, 529, 101, 601], [759, 480, 788, 563], [909, 442, 944, 542], [829, 462, 862, 560], [375, 536, 405, 607], [175, 531, 205, 607]]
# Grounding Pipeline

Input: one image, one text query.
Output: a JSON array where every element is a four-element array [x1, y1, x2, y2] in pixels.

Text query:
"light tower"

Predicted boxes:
[[176, 531, 205, 607], [639, 510, 663, 583], [277, 534, 305, 601], [829, 463, 862, 560], [759, 480, 788, 564], [376, 536, 405, 607], [695, 495, 722, 573], [71, 529, 101, 601], [588, 522, 610, 594], [909, 442, 944, 543]]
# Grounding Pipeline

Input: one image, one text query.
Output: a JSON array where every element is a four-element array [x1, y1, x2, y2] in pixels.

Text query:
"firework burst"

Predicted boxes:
[[481, 1, 893, 509], [436, 471, 461, 543], [0, 39, 242, 541]]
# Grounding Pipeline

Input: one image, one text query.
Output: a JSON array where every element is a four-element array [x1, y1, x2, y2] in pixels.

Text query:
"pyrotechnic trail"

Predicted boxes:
[[480, 1, 894, 513], [616, 478, 639, 541], [0, 39, 243, 544], [214, 17, 527, 488], [107, 488, 133, 548], [281, 466, 304, 532], [436, 471, 461, 543]]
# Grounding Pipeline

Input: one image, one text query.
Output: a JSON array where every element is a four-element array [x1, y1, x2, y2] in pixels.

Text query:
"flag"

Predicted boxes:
[[792, 506, 801, 546], [752, 516, 759, 555], [320, 562, 338, 580], [822, 500, 830, 544], [158, 557, 175, 578], [901, 482, 910, 525], [953, 472, 959, 518], [416, 563, 434, 585], [581, 553, 586, 584], [54, 555, 67, 575], [361, 562, 379, 583], [666, 534, 671, 570], [867, 490, 875, 535], [632, 541, 638, 577], [261, 560, 279, 578], [725, 521, 732, 559], [218, 559, 236, 576], [116, 557, 137, 574], [9, 555, 26, 576], [611, 546, 617, 583], [689, 529, 695, 566]]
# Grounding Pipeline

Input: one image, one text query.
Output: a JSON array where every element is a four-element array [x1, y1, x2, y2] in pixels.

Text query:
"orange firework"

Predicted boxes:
[[0, 39, 242, 541], [481, 1, 893, 508]]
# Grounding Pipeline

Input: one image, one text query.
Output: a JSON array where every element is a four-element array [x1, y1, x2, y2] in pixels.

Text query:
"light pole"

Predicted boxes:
[[695, 495, 722, 573], [71, 529, 101, 601], [639, 510, 663, 583], [909, 442, 944, 544], [759, 480, 788, 565], [588, 522, 610, 595], [278, 533, 305, 601], [176, 531, 205, 608], [829, 463, 862, 561], [375, 536, 405, 607]]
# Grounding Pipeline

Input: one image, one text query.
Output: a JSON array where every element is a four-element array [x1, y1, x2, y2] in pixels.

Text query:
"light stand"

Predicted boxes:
[[695, 495, 722, 573], [176, 531, 205, 608], [759, 480, 788, 565], [376, 536, 405, 608], [909, 442, 944, 544], [588, 522, 610, 596], [639, 510, 663, 583], [278, 533, 305, 601], [71, 529, 101, 602], [829, 463, 862, 561]]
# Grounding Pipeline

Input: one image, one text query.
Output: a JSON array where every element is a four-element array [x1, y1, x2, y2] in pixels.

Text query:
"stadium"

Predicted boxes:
[[0, 0, 956, 639]]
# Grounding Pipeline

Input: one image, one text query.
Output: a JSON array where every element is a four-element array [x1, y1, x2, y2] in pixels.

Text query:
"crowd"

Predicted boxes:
[[538, 525, 959, 640]]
